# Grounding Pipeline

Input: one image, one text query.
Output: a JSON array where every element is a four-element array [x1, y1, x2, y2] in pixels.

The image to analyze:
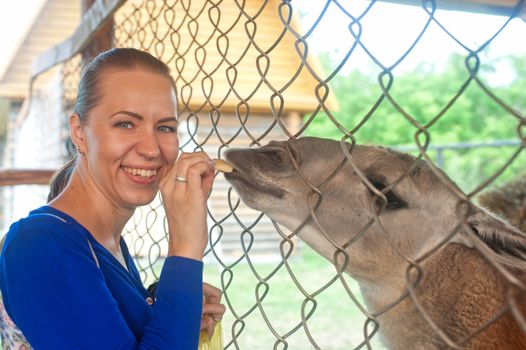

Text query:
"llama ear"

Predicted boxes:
[[467, 209, 524, 238], [463, 209, 526, 259]]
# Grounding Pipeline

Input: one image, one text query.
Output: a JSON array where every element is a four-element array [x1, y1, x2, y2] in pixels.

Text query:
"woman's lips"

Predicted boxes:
[[122, 166, 159, 185]]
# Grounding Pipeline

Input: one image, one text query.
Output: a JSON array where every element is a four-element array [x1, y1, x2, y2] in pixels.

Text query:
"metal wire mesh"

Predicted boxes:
[[25, 0, 526, 349]]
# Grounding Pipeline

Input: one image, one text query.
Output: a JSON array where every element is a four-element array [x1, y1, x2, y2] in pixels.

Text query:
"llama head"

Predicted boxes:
[[224, 137, 474, 282]]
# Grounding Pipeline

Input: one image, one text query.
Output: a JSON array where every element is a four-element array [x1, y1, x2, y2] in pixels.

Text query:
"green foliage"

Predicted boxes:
[[305, 52, 524, 192]]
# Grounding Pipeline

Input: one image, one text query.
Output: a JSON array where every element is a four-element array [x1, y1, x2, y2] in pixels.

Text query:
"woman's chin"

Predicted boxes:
[[123, 192, 159, 209]]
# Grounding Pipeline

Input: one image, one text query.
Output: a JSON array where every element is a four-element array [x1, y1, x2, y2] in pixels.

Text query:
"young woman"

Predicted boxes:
[[0, 47, 225, 349]]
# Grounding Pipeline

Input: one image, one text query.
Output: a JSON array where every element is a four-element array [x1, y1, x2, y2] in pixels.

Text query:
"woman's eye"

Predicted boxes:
[[158, 125, 177, 133], [115, 121, 133, 129]]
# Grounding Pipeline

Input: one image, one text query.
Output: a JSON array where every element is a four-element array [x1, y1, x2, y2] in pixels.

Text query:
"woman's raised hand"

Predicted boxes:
[[159, 151, 215, 260]]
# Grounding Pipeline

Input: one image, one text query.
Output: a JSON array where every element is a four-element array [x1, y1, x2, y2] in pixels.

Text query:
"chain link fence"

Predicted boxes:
[[10, 0, 526, 348]]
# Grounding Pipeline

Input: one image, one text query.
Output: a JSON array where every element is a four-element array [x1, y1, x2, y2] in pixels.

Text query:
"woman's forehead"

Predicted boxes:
[[96, 68, 177, 111], [99, 67, 173, 89], [85, 70, 176, 119]]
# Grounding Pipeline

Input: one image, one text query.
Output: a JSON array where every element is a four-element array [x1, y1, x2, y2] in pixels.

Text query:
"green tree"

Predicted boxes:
[[305, 52, 524, 191]]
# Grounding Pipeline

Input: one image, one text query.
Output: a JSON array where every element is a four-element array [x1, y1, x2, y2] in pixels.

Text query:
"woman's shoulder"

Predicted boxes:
[[12, 206, 75, 235], [2, 206, 88, 256], [18, 205, 69, 225]]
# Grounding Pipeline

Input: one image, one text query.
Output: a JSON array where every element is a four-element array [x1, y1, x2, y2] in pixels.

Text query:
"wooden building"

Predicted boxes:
[[0, 0, 337, 264]]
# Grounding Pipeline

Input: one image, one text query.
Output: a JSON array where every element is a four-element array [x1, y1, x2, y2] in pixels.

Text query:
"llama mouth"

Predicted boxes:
[[224, 169, 284, 199]]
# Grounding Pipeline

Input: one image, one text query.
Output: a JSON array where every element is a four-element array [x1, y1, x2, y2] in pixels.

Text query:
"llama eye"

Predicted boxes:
[[267, 152, 283, 165], [369, 180, 407, 210], [259, 148, 286, 165]]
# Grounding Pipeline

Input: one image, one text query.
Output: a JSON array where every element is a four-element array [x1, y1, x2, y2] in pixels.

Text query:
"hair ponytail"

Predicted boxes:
[[47, 155, 77, 203]]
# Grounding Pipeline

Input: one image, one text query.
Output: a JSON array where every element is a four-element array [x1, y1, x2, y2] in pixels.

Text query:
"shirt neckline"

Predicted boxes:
[[33, 205, 135, 276]]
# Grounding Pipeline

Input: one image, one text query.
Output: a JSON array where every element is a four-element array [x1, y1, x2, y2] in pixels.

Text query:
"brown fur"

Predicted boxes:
[[478, 175, 526, 233], [414, 244, 526, 349]]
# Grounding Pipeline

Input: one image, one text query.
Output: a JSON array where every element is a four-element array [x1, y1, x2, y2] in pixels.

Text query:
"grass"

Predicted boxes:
[[203, 246, 386, 350], [135, 241, 388, 349]]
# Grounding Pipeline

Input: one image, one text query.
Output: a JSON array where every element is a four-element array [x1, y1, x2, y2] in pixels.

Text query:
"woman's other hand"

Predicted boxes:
[[201, 282, 226, 339], [160, 151, 215, 260]]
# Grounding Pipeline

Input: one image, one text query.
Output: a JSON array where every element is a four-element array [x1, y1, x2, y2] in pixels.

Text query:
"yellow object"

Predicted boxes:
[[213, 159, 234, 173], [198, 322, 223, 350]]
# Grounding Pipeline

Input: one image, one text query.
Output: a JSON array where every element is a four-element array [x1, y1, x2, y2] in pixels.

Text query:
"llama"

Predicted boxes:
[[478, 175, 526, 233], [222, 136, 526, 350]]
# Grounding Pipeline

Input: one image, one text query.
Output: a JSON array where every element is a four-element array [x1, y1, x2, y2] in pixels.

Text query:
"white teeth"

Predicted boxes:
[[123, 167, 157, 178]]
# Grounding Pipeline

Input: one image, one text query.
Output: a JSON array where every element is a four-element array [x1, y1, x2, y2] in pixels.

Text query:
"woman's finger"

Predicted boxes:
[[203, 282, 222, 301], [200, 316, 216, 339], [206, 319, 216, 339], [171, 152, 213, 192], [171, 152, 210, 180], [160, 152, 214, 201], [162, 151, 208, 177], [185, 161, 214, 192], [202, 303, 226, 320], [202, 283, 224, 322]]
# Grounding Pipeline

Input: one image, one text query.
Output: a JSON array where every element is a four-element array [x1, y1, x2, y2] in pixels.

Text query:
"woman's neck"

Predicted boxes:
[[49, 172, 134, 259]]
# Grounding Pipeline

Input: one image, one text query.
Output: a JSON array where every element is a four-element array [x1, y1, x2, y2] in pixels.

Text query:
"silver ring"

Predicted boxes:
[[175, 175, 187, 183]]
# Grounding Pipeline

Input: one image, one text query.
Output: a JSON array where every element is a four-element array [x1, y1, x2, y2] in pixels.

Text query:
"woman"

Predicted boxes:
[[0, 48, 225, 349]]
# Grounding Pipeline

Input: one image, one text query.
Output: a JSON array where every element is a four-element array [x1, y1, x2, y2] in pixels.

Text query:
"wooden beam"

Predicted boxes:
[[380, 0, 525, 17], [31, 0, 125, 79], [0, 169, 56, 187]]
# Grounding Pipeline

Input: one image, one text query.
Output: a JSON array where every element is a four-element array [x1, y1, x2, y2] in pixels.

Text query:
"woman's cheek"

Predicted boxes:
[[162, 139, 180, 163]]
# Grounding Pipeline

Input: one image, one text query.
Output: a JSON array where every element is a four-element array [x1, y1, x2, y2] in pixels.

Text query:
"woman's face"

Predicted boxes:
[[77, 68, 179, 209]]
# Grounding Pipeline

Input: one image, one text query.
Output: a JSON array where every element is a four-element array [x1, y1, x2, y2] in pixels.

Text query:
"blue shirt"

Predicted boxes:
[[0, 206, 203, 349]]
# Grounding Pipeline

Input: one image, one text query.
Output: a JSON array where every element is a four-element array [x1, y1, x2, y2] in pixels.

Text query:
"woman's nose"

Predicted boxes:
[[136, 133, 161, 159]]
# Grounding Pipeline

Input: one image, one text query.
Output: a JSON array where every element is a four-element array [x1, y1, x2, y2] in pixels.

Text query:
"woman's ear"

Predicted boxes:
[[69, 113, 86, 153]]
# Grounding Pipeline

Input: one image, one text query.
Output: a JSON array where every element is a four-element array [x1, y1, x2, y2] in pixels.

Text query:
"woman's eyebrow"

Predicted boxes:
[[109, 111, 177, 123], [158, 117, 178, 123], [110, 110, 144, 120]]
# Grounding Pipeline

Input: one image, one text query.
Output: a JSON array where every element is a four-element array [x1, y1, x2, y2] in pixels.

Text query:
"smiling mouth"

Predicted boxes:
[[122, 166, 158, 178], [224, 170, 284, 198]]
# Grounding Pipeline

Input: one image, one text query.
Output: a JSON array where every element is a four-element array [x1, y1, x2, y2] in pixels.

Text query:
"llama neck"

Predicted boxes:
[[357, 276, 442, 350]]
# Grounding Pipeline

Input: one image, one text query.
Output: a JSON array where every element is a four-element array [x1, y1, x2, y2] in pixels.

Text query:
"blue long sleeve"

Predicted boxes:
[[0, 206, 203, 349]]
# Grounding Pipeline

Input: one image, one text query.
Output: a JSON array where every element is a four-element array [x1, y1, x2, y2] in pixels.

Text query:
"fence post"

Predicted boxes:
[[436, 147, 444, 168]]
